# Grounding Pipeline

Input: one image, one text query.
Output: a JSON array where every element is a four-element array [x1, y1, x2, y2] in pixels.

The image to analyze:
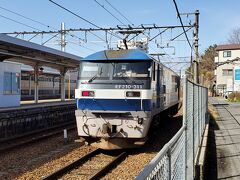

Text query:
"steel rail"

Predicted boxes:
[[0, 122, 76, 153], [42, 149, 127, 180], [89, 151, 127, 180]]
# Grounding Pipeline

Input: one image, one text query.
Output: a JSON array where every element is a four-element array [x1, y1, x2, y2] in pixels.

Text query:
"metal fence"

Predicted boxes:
[[136, 78, 208, 180]]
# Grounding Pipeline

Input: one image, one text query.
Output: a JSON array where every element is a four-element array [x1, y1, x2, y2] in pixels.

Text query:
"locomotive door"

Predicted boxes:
[[156, 64, 160, 108]]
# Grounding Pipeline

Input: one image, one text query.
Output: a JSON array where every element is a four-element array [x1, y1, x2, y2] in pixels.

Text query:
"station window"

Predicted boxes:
[[3, 72, 20, 94], [223, 51, 231, 58], [222, 69, 233, 76]]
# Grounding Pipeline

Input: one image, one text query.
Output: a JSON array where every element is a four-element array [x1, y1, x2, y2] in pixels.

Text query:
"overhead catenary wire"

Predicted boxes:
[[170, 26, 193, 41], [0, 5, 107, 52], [172, 0, 193, 50], [0, 14, 42, 31], [0, 6, 56, 30], [49, 0, 101, 29], [149, 28, 170, 42], [94, 0, 125, 25], [68, 41, 96, 52], [48, 0, 122, 40], [3, 25, 194, 35], [1, 1, 196, 61], [104, 0, 134, 25], [0, 3, 111, 50], [0, 5, 86, 44]]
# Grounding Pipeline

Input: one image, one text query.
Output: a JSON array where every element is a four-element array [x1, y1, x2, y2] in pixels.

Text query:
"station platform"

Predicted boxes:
[[0, 99, 76, 139], [0, 99, 75, 112], [209, 97, 240, 179]]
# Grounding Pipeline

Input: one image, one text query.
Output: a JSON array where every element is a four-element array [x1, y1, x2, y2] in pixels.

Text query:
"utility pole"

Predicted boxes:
[[60, 22, 69, 100], [61, 22, 66, 52], [194, 10, 200, 84]]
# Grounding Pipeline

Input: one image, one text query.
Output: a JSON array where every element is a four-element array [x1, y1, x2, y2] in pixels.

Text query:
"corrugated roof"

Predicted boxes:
[[83, 49, 152, 61], [216, 44, 240, 51], [0, 34, 82, 69]]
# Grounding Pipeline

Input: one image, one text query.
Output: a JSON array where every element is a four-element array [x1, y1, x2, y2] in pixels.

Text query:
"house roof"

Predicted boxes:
[[216, 44, 240, 51]]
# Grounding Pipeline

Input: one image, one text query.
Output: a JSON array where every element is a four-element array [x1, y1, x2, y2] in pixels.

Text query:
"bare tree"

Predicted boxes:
[[228, 27, 240, 44]]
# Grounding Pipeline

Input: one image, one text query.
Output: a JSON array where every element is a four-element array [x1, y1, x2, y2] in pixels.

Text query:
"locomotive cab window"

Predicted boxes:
[[113, 61, 151, 79], [78, 62, 111, 80], [78, 61, 151, 82]]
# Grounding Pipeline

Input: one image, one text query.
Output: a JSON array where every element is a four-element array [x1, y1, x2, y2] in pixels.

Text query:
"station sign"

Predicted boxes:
[[235, 67, 240, 81], [234, 66, 240, 91]]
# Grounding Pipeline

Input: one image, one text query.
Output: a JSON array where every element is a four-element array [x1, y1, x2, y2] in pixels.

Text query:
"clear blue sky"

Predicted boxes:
[[0, 0, 239, 71]]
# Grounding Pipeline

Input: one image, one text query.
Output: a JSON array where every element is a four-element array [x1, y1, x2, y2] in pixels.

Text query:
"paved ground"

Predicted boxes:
[[209, 97, 240, 180]]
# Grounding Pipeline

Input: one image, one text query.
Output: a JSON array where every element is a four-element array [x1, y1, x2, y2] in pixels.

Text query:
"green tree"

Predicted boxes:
[[199, 44, 217, 86]]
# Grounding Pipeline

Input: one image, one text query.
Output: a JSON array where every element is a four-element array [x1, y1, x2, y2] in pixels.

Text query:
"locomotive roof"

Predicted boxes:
[[83, 49, 152, 61]]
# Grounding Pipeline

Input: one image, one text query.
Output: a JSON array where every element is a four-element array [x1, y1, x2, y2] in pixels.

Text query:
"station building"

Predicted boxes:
[[215, 44, 240, 95]]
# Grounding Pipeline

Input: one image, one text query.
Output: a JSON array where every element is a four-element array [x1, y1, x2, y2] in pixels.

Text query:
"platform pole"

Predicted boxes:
[[61, 22, 66, 52], [34, 64, 39, 103], [60, 69, 66, 101], [29, 74, 31, 95]]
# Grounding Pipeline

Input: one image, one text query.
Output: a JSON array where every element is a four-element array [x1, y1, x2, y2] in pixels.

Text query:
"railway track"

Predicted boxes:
[[0, 122, 76, 153], [42, 148, 127, 180]]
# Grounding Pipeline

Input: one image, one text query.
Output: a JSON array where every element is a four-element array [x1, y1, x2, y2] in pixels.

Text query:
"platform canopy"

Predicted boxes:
[[0, 34, 81, 70], [0, 34, 82, 103]]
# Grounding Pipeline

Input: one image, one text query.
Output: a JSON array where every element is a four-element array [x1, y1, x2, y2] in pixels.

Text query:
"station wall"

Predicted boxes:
[[0, 62, 21, 108]]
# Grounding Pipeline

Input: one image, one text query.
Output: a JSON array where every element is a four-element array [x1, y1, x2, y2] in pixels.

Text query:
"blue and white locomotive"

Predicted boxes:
[[75, 49, 180, 149]]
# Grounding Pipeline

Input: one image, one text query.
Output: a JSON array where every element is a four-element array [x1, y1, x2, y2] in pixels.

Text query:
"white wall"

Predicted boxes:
[[0, 62, 21, 108], [215, 49, 240, 94]]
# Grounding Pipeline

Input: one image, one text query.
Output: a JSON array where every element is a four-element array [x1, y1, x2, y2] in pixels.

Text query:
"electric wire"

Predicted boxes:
[[42, 33, 59, 45], [49, 0, 101, 29], [0, 14, 42, 31], [1, 4, 106, 52], [94, 0, 125, 25], [149, 28, 169, 42], [49, 0, 122, 40], [68, 41, 96, 52], [0, 5, 56, 30], [104, 0, 134, 25], [0, 6, 67, 46], [172, 0, 193, 50], [170, 26, 193, 41]]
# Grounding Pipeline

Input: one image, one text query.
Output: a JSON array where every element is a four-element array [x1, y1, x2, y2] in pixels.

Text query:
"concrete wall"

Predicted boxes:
[[0, 62, 21, 108], [0, 102, 76, 138]]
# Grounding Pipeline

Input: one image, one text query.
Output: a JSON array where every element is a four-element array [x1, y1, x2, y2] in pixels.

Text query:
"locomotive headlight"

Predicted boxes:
[[126, 91, 140, 97], [82, 90, 95, 97]]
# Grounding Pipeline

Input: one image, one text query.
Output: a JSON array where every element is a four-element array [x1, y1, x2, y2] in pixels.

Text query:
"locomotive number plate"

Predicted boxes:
[[115, 85, 143, 89]]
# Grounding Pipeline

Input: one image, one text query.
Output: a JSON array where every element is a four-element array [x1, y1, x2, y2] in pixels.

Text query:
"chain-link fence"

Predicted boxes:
[[136, 78, 208, 180]]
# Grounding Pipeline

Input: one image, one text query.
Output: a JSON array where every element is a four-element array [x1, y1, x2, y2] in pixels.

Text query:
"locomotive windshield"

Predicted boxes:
[[113, 62, 150, 78], [79, 62, 111, 80], [78, 61, 151, 81]]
